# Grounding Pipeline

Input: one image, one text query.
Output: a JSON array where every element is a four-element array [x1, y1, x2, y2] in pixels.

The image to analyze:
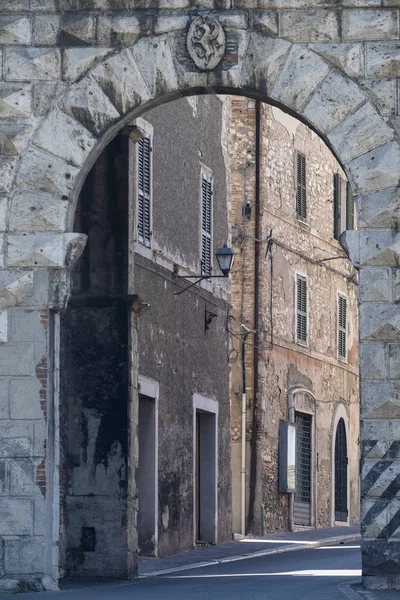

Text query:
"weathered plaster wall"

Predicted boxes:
[[134, 96, 232, 557], [60, 136, 130, 578], [230, 99, 359, 534]]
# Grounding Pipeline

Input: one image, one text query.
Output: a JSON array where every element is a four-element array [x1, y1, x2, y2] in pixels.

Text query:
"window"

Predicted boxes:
[[334, 174, 354, 240], [201, 169, 213, 277], [338, 295, 347, 361], [296, 275, 307, 344], [137, 129, 152, 247], [296, 152, 307, 221]]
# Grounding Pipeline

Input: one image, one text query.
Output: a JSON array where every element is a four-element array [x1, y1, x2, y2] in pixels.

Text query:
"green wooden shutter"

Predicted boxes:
[[333, 173, 342, 240], [346, 182, 354, 230], [137, 134, 152, 247], [338, 295, 347, 361], [296, 153, 307, 221], [201, 173, 212, 276], [296, 275, 307, 344]]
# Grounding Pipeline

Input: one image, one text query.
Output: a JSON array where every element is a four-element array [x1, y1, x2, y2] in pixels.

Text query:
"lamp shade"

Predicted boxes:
[[215, 244, 235, 277]]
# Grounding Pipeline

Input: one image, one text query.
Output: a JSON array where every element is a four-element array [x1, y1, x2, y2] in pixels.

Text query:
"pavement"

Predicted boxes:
[[139, 524, 362, 578]]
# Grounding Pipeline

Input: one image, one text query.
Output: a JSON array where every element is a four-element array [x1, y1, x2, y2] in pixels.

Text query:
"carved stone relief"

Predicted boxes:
[[187, 16, 225, 71]]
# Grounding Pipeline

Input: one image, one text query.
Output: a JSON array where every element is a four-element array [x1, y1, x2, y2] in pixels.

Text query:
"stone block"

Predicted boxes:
[[0, 311, 8, 343], [310, 43, 364, 78], [0, 422, 34, 459], [130, 35, 179, 100], [0, 271, 35, 309], [342, 9, 397, 41], [360, 497, 393, 539], [360, 342, 387, 380], [0, 500, 32, 536], [359, 268, 391, 302], [7, 232, 86, 269], [91, 48, 152, 116], [271, 45, 330, 112], [33, 421, 45, 458], [0, 84, 31, 119], [97, 15, 140, 45], [61, 76, 121, 137], [34, 13, 96, 46], [16, 146, 79, 198], [249, 12, 279, 36], [359, 230, 400, 268], [9, 191, 68, 233], [10, 378, 42, 420], [154, 15, 190, 36], [5, 47, 61, 81], [360, 303, 400, 342], [366, 42, 400, 77], [360, 419, 390, 459], [0, 158, 17, 195], [329, 103, 394, 164], [33, 109, 96, 169], [0, 198, 8, 232], [10, 309, 46, 343], [281, 10, 339, 43], [33, 82, 68, 117], [238, 33, 291, 99], [0, 16, 31, 45], [0, 343, 33, 377], [0, 124, 32, 157], [362, 458, 400, 498], [360, 78, 396, 115], [302, 69, 365, 134], [62, 47, 113, 82], [389, 344, 400, 379], [9, 459, 35, 496], [360, 381, 400, 420], [358, 187, 400, 229], [34, 496, 45, 536], [4, 537, 44, 573], [348, 141, 400, 195], [0, 379, 9, 420]]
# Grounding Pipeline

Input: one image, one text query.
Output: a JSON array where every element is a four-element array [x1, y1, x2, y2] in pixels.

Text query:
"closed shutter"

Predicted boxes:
[[201, 173, 212, 277], [338, 295, 347, 361], [138, 135, 151, 247], [333, 173, 342, 240], [296, 153, 307, 221], [346, 182, 354, 230], [296, 275, 307, 344]]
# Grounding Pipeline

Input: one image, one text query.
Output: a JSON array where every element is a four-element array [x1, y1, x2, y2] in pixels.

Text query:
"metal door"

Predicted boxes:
[[334, 418, 348, 522], [294, 412, 312, 526]]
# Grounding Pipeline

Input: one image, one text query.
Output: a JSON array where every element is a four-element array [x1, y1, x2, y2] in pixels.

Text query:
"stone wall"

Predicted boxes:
[[230, 99, 359, 534]]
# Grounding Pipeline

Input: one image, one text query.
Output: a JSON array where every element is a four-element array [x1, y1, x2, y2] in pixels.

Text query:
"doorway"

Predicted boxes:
[[294, 411, 312, 526], [334, 417, 348, 523], [193, 395, 218, 545]]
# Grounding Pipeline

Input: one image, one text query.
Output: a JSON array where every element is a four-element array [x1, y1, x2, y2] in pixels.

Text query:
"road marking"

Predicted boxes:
[[167, 569, 362, 579]]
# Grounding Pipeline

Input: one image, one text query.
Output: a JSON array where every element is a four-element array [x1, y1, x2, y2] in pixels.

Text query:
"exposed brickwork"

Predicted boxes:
[[36, 458, 46, 497], [35, 357, 47, 420]]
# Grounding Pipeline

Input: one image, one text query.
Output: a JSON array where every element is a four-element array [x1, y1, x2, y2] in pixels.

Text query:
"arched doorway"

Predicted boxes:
[[334, 417, 348, 523], [3, 22, 400, 590]]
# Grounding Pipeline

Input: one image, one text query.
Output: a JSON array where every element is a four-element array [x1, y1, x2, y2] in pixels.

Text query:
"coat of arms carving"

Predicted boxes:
[[187, 16, 226, 71]]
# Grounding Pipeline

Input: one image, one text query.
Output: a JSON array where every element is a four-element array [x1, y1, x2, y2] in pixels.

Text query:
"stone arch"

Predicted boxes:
[[6, 29, 400, 274], [330, 402, 350, 527]]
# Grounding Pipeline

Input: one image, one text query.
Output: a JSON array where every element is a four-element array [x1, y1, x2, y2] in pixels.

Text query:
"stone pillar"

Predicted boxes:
[[342, 217, 400, 590], [0, 233, 85, 592]]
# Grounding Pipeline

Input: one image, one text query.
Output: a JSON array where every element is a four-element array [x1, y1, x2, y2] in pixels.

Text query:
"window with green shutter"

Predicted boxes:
[[338, 295, 347, 361], [137, 133, 152, 247], [201, 171, 213, 277], [333, 173, 342, 240], [346, 182, 354, 230], [296, 152, 307, 221], [296, 275, 307, 344]]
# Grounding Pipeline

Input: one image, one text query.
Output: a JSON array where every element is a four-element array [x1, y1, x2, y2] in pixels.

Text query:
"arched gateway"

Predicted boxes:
[[1, 5, 400, 591]]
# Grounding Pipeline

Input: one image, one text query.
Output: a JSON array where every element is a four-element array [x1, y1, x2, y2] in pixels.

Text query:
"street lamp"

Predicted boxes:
[[174, 244, 235, 295]]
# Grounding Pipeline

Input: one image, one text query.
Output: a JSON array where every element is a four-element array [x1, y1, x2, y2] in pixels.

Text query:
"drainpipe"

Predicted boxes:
[[248, 100, 261, 533], [241, 333, 248, 537]]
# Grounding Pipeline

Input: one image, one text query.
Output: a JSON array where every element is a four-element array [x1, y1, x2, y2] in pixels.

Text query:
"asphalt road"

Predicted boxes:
[[0, 542, 363, 600]]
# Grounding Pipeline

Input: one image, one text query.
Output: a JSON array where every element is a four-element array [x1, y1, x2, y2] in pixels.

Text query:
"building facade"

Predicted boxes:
[[229, 99, 360, 536], [60, 95, 232, 579]]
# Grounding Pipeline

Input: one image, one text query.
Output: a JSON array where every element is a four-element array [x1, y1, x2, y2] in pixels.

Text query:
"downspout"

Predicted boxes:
[[248, 100, 261, 532], [241, 333, 248, 537]]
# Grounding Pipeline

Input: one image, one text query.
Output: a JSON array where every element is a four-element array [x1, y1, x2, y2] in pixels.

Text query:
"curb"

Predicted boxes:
[[139, 533, 361, 579]]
